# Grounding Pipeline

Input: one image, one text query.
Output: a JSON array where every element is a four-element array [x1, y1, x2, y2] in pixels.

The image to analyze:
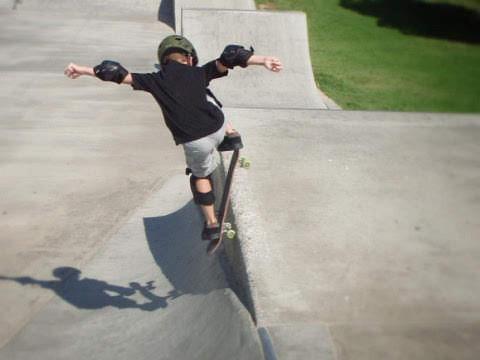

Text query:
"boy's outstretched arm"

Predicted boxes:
[[247, 55, 283, 72], [216, 45, 283, 73], [64, 61, 133, 84]]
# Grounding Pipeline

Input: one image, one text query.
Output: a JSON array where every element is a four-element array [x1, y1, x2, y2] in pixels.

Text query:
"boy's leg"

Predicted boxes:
[[189, 174, 220, 240], [195, 178, 217, 226], [183, 122, 227, 240]]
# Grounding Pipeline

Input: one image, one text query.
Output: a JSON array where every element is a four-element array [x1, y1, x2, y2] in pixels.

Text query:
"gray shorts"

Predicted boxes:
[[182, 122, 226, 178]]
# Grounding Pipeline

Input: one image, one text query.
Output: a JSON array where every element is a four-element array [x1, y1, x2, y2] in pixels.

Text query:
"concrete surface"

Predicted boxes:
[[0, 1, 263, 359], [0, 177, 263, 360], [1, 0, 480, 359], [182, 9, 328, 109], [174, 0, 255, 33], [223, 108, 480, 360], [1, 0, 161, 21]]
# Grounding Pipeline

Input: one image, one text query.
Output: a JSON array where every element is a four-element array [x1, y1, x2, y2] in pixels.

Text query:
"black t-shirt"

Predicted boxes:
[[131, 60, 228, 145]]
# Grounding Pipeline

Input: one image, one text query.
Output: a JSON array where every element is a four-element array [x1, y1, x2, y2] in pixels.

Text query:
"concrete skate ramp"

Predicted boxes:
[[1, 0, 161, 21], [3, 1, 480, 359], [0, 3, 264, 359], [182, 9, 328, 109], [174, 0, 255, 32], [0, 178, 263, 360], [221, 107, 480, 359], [179, 6, 480, 358]]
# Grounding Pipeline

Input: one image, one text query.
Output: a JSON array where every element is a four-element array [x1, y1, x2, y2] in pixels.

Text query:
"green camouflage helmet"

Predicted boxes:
[[157, 35, 198, 66]]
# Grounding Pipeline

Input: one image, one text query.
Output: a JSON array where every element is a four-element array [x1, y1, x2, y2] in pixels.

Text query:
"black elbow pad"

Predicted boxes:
[[218, 45, 254, 69], [94, 60, 128, 84]]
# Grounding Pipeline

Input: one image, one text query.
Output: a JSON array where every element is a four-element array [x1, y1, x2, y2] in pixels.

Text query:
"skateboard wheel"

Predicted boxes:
[[239, 157, 251, 169], [226, 229, 236, 239], [224, 222, 232, 230]]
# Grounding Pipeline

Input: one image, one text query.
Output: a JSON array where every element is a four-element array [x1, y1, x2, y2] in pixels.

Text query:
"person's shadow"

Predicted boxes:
[[1, 198, 226, 312], [142, 199, 227, 298], [0, 266, 172, 311]]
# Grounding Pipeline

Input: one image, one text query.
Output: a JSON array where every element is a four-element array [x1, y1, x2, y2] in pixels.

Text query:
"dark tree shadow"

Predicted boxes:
[[143, 200, 227, 297], [340, 0, 480, 44], [0, 267, 170, 311], [158, 0, 175, 29]]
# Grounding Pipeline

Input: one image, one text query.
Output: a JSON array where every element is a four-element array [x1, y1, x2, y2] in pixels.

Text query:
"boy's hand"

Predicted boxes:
[[263, 56, 283, 72], [247, 55, 283, 72], [64, 63, 94, 79]]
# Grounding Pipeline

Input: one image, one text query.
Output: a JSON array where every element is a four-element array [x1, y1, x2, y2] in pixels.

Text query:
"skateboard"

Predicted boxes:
[[207, 151, 250, 255]]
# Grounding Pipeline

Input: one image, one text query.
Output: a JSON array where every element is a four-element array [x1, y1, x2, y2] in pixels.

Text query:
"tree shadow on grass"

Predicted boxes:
[[340, 0, 480, 44]]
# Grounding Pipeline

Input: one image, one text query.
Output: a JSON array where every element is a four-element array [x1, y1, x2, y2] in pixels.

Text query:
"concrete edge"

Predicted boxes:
[[258, 327, 279, 360], [317, 89, 342, 110], [214, 151, 279, 359], [173, 3, 337, 358], [211, 153, 258, 324]]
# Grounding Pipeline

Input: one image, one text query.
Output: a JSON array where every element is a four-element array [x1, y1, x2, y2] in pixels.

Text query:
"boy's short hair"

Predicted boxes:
[[165, 51, 189, 63], [163, 49, 188, 62]]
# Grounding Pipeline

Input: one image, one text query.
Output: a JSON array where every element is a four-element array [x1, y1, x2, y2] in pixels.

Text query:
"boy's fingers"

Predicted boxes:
[[64, 63, 76, 73], [64, 63, 82, 79], [64, 65, 73, 76], [269, 63, 282, 72], [265, 57, 283, 72]]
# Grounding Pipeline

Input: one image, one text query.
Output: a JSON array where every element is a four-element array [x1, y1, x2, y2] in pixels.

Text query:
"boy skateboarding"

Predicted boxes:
[[64, 35, 282, 241]]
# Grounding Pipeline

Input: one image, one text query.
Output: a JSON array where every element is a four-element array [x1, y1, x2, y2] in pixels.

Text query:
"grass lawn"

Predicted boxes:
[[256, 0, 480, 112]]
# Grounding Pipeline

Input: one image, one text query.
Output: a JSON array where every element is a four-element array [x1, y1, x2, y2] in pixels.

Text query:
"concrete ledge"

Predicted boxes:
[[223, 107, 480, 359]]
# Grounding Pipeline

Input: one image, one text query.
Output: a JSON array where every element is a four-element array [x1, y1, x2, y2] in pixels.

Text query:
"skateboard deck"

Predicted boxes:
[[207, 149, 241, 255]]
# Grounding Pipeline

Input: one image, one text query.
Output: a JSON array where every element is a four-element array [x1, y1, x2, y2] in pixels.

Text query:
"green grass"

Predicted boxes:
[[256, 0, 480, 112]]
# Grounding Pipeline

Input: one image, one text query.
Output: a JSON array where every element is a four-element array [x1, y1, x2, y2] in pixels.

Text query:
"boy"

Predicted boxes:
[[64, 35, 283, 241]]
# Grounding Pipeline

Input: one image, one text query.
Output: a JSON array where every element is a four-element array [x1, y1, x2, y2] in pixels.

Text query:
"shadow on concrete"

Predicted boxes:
[[340, 0, 480, 44], [143, 200, 227, 297], [158, 0, 175, 29], [0, 267, 171, 311], [0, 201, 226, 313]]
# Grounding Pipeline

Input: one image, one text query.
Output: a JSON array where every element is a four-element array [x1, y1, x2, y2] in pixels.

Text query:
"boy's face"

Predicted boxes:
[[167, 52, 194, 66]]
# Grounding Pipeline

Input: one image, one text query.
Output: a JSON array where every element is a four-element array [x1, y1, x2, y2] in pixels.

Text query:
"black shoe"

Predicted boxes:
[[202, 223, 220, 241], [218, 132, 243, 152]]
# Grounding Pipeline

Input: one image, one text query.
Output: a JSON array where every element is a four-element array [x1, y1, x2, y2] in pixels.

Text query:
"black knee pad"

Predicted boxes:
[[189, 174, 215, 205], [195, 191, 215, 206]]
